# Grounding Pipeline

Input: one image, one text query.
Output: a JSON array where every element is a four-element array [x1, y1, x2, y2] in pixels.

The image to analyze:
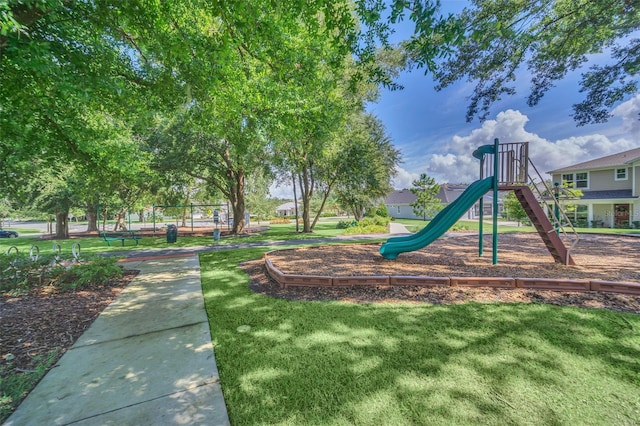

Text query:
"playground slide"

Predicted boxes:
[[380, 177, 494, 259]]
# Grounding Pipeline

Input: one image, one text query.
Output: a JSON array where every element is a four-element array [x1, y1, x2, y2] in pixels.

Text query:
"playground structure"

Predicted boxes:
[[150, 203, 231, 235], [380, 139, 578, 265]]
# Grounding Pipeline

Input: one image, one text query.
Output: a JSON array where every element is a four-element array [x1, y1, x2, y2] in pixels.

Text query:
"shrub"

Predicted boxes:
[[374, 202, 389, 218], [336, 220, 358, 229], [0, 252, 58, 293], [339, 214, 390, 235], [359, 215, 390, 227], [0, 252, 122, 293], [342, 224, 388, 235], [54, 256, 123, 291]]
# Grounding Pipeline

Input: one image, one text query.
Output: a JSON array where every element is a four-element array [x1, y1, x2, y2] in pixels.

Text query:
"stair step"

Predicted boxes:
[[505, 185, 575, 265]]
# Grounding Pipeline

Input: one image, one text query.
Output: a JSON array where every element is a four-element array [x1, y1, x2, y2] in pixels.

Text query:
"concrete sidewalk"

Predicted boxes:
[[388, 222, 410, 235], [5, 255, 229, 426]]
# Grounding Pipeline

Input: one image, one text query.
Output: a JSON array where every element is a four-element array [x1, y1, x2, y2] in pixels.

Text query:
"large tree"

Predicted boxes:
[[332, 113, 401, 221], [430, 0, 640, 125], [1, 0, 461, 233]]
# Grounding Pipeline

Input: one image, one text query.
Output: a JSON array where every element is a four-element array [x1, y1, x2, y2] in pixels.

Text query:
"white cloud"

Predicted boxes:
[[391, 167, 419, 189], [612, 94, 640, 134], [424, 109, 640, 183], [271, 106, 639, 197], [269, 182, 293, 199]]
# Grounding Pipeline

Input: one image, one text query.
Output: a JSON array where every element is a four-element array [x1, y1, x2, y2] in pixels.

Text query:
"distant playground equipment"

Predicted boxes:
[[151, 203, 231, 235], [380, 139, 578, 265]]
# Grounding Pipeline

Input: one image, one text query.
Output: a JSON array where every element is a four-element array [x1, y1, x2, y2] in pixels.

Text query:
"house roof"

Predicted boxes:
[[385, 183, 500, 205], [578, 189, 633, 200], [548, 147, 640, 174], [275, 202, 298, 210], [385, 189, 417, 204], [437, 183, 468, 203]]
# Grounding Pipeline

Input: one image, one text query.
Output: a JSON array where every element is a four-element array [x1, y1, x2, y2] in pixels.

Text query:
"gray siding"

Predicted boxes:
[[554, 168, 632, 191], [389, 205, 422, 220], [635, 165, 640, 197], [590, 168, 632, 191]]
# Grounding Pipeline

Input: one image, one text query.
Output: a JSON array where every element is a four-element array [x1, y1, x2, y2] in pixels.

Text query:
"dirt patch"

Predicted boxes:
[[245, 233, 640, 314], [1, 270, 138, 377]]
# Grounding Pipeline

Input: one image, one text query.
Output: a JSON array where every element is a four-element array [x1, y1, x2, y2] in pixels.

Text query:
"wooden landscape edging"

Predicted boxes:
[[263, 253, 640, 296]]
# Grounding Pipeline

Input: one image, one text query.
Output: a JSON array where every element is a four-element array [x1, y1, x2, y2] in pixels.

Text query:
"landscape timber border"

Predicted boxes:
[[263, 252, 640, 296]]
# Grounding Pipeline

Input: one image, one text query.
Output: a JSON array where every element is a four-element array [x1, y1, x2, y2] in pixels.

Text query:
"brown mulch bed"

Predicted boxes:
[[245, 233, 640, 314], [0, 270, 138, 377]]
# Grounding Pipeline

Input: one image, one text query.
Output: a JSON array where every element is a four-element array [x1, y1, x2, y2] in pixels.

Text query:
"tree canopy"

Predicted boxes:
[[430, 0, 640, 125], [0, 0, 461, 235]]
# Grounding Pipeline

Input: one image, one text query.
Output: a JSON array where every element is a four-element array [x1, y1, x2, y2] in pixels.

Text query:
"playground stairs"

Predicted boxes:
[[501, 185, 576, 266]]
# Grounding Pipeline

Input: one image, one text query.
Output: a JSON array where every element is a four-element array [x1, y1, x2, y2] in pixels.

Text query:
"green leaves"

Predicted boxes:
[[410, 173, 441, 220], [434, 0, 640, 123]]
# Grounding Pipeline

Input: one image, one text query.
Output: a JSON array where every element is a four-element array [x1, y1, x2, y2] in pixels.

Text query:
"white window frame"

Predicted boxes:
[[561, 172, 589, 189], [615, 167, 628, 181], [574, 172, 588, 188]]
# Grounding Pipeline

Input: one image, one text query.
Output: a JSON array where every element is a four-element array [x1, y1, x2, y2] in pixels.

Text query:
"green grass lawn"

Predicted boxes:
[[0, 222, 350, 257], [200, 248, 640, 425]]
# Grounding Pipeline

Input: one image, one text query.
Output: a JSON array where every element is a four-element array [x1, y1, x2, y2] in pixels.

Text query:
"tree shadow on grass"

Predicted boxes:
[[200, 250, 640, 425]]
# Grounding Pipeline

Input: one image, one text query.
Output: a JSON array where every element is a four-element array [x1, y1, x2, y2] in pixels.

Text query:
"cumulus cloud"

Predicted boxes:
[[269, 182, 293, 199], [612, 94, 640, 134], [425, 109, 639, 183], [391, 166, 419, 189]]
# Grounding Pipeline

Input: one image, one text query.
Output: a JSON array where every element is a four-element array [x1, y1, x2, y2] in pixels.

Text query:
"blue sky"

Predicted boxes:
[[270, 1, 640, 197], [366, 1, 640, 189]]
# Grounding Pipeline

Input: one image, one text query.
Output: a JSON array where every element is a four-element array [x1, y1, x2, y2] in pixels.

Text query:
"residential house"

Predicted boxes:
[[384, 183, 503, 220], [548, 147, 640, 228], [275, 202, 299, 217]]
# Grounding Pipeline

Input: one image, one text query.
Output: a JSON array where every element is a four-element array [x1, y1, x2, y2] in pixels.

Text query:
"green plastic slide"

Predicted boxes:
[[380, 177, 494, 259]]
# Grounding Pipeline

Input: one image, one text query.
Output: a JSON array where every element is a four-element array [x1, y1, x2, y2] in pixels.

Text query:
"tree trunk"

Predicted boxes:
[[101, 208, 108, 231], [181, 205, 188, 227], [352, 205, 364, 221], [311, 187, 331, 230], [228, 170, 246, 234], [86, 204, 98, 232], [298, 165, 314, 233], [55, 210, 69, 239], [113, 210, 128, 231], [292, 171, 299, 233]]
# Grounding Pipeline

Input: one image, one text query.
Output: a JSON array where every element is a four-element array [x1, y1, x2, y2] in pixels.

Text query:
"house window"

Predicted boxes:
[[575, 172, 588, 188], [562, 172, 588, 188], [397, 206, 400, 214], [563, 204, 588, 228], [615, 168, 628, 180]]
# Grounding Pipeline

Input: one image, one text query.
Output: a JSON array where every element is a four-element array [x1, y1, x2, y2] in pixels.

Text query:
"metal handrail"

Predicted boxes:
[[527, 158, 580, 262]]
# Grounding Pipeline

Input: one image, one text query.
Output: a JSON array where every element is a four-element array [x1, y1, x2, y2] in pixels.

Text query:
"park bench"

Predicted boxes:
[[101, 231, 141, 247]]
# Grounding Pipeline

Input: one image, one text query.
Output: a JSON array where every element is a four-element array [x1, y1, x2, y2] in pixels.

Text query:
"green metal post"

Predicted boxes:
[[190, 203, 194, 232], [492, 138, 499, 265], [478, 157, 484, 257]]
